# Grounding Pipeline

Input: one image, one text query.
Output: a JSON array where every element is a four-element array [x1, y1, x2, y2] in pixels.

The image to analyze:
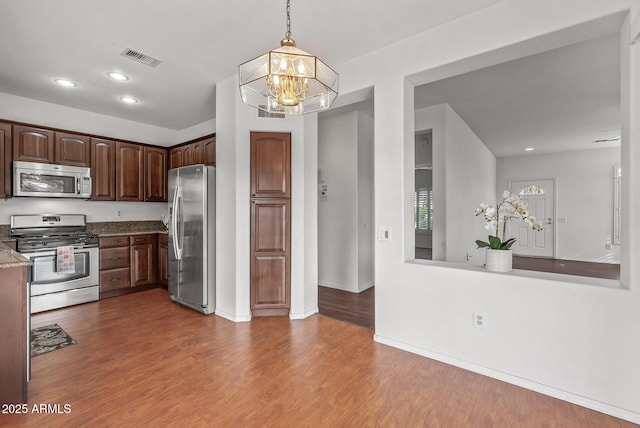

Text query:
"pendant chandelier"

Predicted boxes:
[[238, 0, 338, 115]]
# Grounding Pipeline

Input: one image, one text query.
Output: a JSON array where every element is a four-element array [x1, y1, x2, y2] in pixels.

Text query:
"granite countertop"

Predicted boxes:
[[0, 242, 31, 269], [87, 221, 168, 237]]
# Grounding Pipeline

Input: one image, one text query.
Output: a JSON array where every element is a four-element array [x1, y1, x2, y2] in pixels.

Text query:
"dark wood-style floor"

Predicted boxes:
[[4, 289, 635, 427], [318, 285, 374, 329], [513, 256, 620, 280]]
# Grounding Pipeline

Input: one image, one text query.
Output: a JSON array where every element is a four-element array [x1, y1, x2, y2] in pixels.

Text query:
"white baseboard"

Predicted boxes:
[[215, 309, 251, 323], [289, 307, 319, 320], [374, 334, 640, 425]]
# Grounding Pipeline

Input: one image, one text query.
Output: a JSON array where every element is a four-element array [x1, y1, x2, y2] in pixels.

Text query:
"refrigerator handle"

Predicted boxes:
[[171, 186, 182, 260], [175, 187, 184, 260]]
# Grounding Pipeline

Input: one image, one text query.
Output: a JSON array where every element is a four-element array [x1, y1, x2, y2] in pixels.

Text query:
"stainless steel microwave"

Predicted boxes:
[[13, 161, 92, 198]]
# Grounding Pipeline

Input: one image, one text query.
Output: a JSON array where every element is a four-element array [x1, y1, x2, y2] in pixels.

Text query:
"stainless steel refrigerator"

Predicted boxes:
[[168, 164, 216, 314]]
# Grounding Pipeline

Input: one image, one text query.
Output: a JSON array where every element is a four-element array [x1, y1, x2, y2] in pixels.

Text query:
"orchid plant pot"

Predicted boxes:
[[485, 248, 513, 272]]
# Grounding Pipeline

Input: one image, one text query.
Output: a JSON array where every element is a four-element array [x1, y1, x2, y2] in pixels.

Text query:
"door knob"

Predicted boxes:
[[546, 217, 553, 224]]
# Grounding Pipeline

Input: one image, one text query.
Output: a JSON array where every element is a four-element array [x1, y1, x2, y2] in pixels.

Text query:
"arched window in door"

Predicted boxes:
[[518, 184, 545, 196]]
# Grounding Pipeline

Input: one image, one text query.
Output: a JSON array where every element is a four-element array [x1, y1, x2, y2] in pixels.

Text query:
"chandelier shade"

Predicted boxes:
[[238, 1, 338, 115]]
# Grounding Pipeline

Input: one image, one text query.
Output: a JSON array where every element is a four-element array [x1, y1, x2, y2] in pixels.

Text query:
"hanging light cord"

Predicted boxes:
[[285, 0, 291, 40]]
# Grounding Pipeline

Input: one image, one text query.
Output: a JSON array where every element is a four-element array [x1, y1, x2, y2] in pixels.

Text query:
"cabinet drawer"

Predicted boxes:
[[130, 234, 155, 246], [100, 235, 129, 248], [100, 268, 130, 292], [100, 247, 130, 270]]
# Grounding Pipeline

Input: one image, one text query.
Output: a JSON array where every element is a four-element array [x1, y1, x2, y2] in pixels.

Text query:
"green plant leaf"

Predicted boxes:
[[500, 238, 516, 250], [476, 240, 490, 248], [488, 235, 501, 249]]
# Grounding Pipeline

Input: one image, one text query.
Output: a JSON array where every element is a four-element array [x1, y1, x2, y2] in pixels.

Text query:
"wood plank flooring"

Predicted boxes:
[[318, 285, 374, 329], [513, 256, 620, 280], [3, 289, 635, 427]]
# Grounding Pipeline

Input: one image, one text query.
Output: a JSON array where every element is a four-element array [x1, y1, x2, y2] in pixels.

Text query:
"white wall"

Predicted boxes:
[[497, 148, 621, 263], [318, 110, 374, 292], [415, 105, 496, 266], [337, 0, 639, 422], [215, 74, 318, 321], [0, 92, 215, 147], [0, 198, 165, 224], [357, 112, 375, 290]]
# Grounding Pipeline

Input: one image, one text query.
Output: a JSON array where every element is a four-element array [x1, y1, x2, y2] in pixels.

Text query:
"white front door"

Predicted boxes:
[[508, 179, 554, 258]]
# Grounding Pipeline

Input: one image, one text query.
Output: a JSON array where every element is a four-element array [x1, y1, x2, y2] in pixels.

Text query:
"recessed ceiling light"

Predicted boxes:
[[108, 72, 128, 81], [525, 147, 535, 152], [120, 96, 138, 104], [54, 79, 77, 87]]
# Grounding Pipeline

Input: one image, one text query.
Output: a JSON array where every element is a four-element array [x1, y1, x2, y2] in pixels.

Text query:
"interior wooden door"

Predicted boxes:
[[250, 132, 291, 198], [250, 198, 291, 315]]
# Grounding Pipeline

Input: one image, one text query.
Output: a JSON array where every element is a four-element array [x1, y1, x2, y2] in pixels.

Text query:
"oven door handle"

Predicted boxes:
[[171, 186, 184, 261]]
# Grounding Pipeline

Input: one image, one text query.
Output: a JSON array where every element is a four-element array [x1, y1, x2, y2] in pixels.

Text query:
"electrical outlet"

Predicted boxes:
[[473, 312, 487, 329], [115, 209, 123, 218], [605, 243, 612, 250]]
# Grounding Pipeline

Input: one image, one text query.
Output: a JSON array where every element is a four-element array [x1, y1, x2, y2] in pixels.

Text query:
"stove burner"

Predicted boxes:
[[15, 231, 100, 252]]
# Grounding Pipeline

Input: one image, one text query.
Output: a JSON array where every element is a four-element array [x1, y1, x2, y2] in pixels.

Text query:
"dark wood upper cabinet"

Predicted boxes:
[[12, 125, 54, 163], [91, 138, 116, 201], [144, 146, 167, 202], [169, 147, 183, 170], [0, 122, 12, 198], [183, 141, 203, 166], [250, 132, 291, 198], [203, 136, 216, 166], [115, 142, 144, 202], [55, 132, 90, 167]]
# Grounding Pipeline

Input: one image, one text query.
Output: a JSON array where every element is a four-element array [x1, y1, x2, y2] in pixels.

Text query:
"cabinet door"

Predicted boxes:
[[158, 234, 168, 286], [182, 141, 204, 166], [0, 122, 12, 198], [169, 147, 183, 170], [115, 142, 144, 201], [250, 132, 291, 198], [203, 136, 216, 166], [55, 132, 90, 167], [144, 146, 167, 202], [12, 125, 54, 163], [250, 198, 291, 314], [91, 138, 116, 201], [131, 242, 156, 287]]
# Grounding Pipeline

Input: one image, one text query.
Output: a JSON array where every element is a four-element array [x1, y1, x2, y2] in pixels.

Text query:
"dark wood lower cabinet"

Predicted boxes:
[[0, 266, 28, 405], [250, 198, 291, 316], [158, 234, 168, 286], [130, 234, 157, 287]]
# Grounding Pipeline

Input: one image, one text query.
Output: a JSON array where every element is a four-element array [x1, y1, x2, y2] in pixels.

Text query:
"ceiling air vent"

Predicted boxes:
[[258, 106, 285, 119], [120, 48, 162, 67]]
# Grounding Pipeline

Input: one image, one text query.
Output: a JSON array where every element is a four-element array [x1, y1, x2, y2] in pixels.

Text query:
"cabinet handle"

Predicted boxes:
[[112, 240, 121, 244], [110, 278, 120, 282], [110, 257, 120, 260], [135, 239, 144, 243]]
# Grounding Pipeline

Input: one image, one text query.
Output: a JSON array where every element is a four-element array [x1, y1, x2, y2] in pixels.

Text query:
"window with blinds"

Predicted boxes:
[[414, 189, 433, 231]]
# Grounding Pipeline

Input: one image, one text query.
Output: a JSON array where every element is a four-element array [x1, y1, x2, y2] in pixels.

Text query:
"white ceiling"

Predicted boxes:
[[414, 32, 622, 158], [0, 0, 500, 130]]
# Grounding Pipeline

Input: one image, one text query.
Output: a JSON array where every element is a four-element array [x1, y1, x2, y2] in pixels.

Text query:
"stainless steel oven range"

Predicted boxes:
[[11, 214, 99, 313]]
